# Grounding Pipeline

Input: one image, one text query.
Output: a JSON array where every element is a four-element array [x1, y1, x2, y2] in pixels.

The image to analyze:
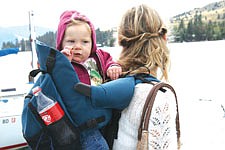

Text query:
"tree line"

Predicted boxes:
[[1, 28, 116, 51], [171, 12, 225, 42], [2, 13, 225, 50]]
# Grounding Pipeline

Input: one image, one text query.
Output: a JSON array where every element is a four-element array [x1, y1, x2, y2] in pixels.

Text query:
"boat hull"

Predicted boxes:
[[0, 85, 32, 149]]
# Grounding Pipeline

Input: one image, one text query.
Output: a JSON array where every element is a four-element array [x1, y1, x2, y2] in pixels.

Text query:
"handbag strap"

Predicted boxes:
[[137, 82, 180, 143]]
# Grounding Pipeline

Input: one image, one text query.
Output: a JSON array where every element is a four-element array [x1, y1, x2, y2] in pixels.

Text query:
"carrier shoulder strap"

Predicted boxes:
[[46, 49, 56, 74], [137, 82, 180, 145], [29, 48, 56, 78]]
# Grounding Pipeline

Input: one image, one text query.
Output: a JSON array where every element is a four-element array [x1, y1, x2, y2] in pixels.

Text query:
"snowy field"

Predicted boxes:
[[1, 40, 225, 149], [168, 40, 225, 150]]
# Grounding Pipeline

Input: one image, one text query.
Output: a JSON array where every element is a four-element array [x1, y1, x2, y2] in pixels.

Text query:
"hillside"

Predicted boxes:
[[0, 25, 54, 48], [169, 0, 225, 26]]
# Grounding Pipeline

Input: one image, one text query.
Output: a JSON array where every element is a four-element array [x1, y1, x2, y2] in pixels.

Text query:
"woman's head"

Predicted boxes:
[[117, 4, 170, 81]]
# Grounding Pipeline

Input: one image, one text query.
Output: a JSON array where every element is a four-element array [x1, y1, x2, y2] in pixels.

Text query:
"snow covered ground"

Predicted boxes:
[[168, 40, 225, 150], [105, 40, 225, 149]]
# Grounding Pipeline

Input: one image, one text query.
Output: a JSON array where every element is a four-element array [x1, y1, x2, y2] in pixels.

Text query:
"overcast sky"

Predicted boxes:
[[1, 0, 222, 31]]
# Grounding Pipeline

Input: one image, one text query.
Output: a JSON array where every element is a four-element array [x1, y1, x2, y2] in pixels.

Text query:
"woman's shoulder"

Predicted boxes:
[[135, 82, 154, 91], [123, 83, 154, 114]]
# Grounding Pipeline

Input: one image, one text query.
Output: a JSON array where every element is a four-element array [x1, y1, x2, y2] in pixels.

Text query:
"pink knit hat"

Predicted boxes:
[[56, 10, 97, 53]]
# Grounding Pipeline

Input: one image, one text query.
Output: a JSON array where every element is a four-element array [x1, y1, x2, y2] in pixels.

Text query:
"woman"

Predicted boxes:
[[112, 4, 180, 150]]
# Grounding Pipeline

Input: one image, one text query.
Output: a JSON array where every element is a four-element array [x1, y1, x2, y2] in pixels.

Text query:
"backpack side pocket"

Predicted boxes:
[[22, 74, 82, 150]]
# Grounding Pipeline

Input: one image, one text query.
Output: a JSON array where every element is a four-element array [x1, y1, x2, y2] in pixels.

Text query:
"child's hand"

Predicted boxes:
[[107, 65, 122, 80], [61, 46, 74, 62]]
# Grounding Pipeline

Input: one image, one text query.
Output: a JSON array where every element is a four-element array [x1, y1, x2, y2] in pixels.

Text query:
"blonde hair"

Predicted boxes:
[[67, 18, 91, 34], [117, 4, 170, 81]]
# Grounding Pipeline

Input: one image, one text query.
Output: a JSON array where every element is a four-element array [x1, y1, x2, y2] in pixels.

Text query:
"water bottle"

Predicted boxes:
[[32, 86, 81, 148], [32, 86, 64, 125]]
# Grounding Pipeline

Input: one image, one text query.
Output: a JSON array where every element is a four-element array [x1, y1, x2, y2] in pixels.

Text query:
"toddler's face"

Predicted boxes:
[[62, 24, 92, 63]]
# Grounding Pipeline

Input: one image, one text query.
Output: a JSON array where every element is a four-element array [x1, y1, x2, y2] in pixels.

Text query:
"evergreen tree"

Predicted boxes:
[[186, 19, 194, 41], [177, 19, 186, 42], [220, 21, 225, 39], [20, 39, 26, 51], [206, 20, 214, 40], [2, 41, 16, 49], [37, 31, 56, 48]]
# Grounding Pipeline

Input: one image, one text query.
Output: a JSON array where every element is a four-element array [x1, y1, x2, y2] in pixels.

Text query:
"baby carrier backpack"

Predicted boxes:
[[21, 41, 135, 149]]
